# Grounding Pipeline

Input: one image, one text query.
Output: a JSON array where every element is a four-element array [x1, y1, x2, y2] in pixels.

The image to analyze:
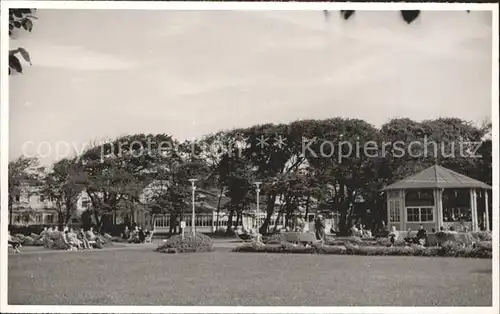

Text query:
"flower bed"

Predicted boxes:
[[233, 240, 492, 258], [156, 233, 213, 253]]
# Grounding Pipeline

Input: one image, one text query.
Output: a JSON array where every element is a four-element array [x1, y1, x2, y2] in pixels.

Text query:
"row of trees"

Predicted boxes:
[[8, 117, 492, 235]]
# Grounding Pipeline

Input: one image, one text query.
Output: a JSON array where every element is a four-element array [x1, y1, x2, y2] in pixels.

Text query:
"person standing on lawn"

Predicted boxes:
[[416, 224, 428, 246]]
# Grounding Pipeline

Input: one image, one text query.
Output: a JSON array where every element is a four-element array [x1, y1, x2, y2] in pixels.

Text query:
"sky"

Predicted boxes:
[[9, 9, 493, 166]]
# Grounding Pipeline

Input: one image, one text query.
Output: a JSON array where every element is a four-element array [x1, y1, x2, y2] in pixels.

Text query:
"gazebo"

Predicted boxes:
[[381, 165, 491, 233]]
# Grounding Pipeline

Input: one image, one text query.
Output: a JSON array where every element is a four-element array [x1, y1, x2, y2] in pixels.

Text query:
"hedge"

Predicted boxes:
[[233, 240, 492, 258]]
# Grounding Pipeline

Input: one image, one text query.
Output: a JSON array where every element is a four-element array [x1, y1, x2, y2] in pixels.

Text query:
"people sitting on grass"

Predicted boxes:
[[128, 226, 147, 243], [350, 224, 361, 237], [66, 228, 82, 250], [404, 228, 414, 244], [121, 226, 131, 240], [128, 226, 139, 242], [8, 230, 22, 253], [86, 227, 95, 239], [294, 214, 306, 232], [362, 225, 372, 238], [77, 228, 91, 250]]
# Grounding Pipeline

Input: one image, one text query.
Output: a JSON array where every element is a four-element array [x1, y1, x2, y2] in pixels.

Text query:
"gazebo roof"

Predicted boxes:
[[381, 165, 491, 191]]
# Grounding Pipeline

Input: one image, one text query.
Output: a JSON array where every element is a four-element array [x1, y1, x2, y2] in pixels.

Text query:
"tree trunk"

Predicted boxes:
[[216, 186, 224, 232], [93, 210, 102, 231], [273, 210, 283, 232], [260, 194, 276, 234], [58, 210, 65, 229], [179, 210, 184, 235], [304, 196, 311, 223], [225, 208, 235, 236], [169, 213, 176, 235]]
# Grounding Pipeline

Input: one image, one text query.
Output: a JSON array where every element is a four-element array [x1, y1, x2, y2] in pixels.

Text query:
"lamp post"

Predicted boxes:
[[254, 182, 262, 235], [188, 179, 198, 237]]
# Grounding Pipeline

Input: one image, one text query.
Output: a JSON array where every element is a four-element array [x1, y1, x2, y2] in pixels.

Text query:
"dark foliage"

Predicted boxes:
[[9, 9, 37, 75]]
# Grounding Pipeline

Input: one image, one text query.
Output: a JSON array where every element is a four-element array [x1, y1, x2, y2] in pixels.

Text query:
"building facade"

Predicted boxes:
[[9, 185, 91, 227]]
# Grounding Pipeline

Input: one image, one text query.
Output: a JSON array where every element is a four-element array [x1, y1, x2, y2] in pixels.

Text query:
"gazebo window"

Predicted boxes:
[[406, 207, 434, 222], [442, 189, 471, 222], [389, 199, 401, 222], [405, 189, 434, 207]]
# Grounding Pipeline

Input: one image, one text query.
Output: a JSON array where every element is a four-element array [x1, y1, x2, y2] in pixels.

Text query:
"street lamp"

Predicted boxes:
[[254, 182, 262, 235], [188, 179, 198, 237]]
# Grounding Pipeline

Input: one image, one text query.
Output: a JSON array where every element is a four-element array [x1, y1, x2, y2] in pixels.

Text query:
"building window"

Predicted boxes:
[[35, 214, 42, 223], [40, 194, 45, 202], [443, 207, 471, 222], [389, 199, 401, 222], [15, 194, 21, 202], [406, 207, 434, 223], [46, 214, 54, 224], [71, 218, 78, 223], [405, 189, 435, 207], [420, 207, 434, 222]]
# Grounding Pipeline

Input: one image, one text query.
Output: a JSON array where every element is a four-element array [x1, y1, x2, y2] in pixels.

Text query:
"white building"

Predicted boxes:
[[9, 184, 91, 226]]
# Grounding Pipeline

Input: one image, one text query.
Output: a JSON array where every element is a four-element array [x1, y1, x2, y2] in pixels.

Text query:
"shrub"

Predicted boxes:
[[95, 234, 114, 248], [233, 241, 316, 254], [233, 241, 492, 258], [318, 245, 347, 254], [375, 237, 406, 247], [264, 233, 286, 244], [156, 233, 213, 253], [23, 236, 35, 246], [14, 234, 26, 242], [472, 231, 492, 241]]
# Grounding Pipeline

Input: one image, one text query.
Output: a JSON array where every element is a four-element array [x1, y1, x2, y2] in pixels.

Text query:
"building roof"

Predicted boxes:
[[381, 165, 491, 191]]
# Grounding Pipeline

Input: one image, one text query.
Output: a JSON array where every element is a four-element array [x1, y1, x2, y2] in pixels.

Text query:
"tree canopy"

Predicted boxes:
[[8, 116, 491, 235]]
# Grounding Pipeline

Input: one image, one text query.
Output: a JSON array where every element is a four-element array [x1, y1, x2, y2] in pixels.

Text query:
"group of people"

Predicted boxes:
[[46, 226, 100, 250], [8, 226, 103, 252], [121, 225, 151, 243], [350, 224, 373, 238], [387, 224, 429, 246]]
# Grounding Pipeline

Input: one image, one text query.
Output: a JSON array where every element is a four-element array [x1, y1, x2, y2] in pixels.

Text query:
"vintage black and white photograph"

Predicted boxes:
[[3, 3, 497, 310]]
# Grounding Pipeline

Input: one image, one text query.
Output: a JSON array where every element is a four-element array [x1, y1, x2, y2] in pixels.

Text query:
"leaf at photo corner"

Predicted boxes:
[[17, 48, 32, 65], [401, 10, 420, 24], [13, 21, 21, 29], [12, 10, 24, 18], [22, 19, 34, 32], [9, 55, 23, 74], [340, 10, 355, 20]]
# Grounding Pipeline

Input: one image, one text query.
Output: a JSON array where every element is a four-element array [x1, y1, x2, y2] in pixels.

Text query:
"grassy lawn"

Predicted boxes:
[[9, 247, 491, 306]]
